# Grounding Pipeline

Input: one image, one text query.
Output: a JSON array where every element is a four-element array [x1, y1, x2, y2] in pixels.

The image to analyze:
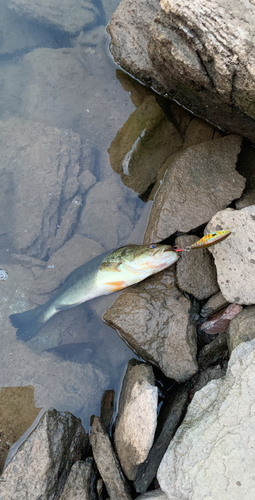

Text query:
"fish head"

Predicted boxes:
[[119, 243, 179, 275]]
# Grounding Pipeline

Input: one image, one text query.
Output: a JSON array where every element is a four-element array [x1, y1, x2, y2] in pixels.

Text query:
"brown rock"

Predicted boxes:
[[200, 292, 229, 319], [104, 267, 198, 382], [200, 304, 243, 335], [183, 118, 215, 149], [143, 136, 244, 243], [175, 235, 219, 300], [108, 95, 183, 194], [227, 306, 255, 354]]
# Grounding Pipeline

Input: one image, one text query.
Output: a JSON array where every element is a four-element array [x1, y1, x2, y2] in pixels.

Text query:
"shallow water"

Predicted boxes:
[[0, 0, 156, 435]]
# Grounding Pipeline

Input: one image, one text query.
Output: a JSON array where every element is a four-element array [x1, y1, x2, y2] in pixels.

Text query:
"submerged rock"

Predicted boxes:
[[227, 306, 255, 354], [206, 206, 255, 304], [143, 135, 244, 243], [8, 0, 101, 35], [0, 408, 89, 499], [157, 339, 255, 500], [108, 95, 183, 194], [175, 235, 219, 300], [104, 267, 198, 382], [0, 117, 82, 259], [114, 360, 158, 481]]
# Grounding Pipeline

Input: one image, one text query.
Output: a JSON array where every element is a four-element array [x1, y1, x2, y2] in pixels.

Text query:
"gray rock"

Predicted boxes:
[[134, 382, 190, 494], [104, 267, 198, 382], [143, 136, 244, 244], [16, 46, 135, 149], [137, 490, 168, 499], [191, 365, 226, 394], [8, 0, 100, 35], [0, 2, 51, 56], [227, 306, 255, 354], [157, 338, 255, 500], [90, 417, 132, 500], [0, 408, 89, 500], [175, 235, 219, 300], [59, 458, 98, 500], [78, 177, 134, 250], [114, 360, 158, 481], [107, 0, 160, 83], [206, 206, 255, 304], [0, 117, 82, 259], [108, 0, 255, 143], [108, 95, 183, 194], [200, 291, 229, 319]]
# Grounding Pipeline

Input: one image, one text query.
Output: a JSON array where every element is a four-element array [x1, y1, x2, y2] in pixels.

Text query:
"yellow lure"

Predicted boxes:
[[190, 230, 231, 249]]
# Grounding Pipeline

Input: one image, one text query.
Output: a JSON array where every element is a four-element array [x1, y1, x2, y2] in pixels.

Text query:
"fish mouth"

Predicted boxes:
[[162, 245, 173, 253]]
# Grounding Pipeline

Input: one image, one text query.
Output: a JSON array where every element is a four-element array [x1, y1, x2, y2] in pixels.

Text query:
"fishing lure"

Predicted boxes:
[[173, 230, 231, 252]]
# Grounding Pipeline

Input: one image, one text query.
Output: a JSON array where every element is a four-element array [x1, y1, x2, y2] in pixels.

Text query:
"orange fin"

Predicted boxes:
[[105, 280, 126, 291]]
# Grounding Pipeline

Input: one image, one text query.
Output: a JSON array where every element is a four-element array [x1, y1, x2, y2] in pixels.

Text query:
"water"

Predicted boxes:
[[0, 0, 154, 433]]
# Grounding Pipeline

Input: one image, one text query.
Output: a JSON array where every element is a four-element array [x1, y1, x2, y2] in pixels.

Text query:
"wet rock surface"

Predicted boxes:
[[0, 408, 89, 499], [107, 0, 255, 143], [200, 292, 230, 319], [200, 304, 243, 335], [90, 416, 132, 500], [143, 136, 244, 243], [8, 0, 101, 35], [227, 306, 255, 354], [157, 339, 255, 500], [108, 95, 183, 194], [114, 360, 158, 481], [104, 267, 198, 382], [175, 235, 219, 300], [206, 206, 255, 304]]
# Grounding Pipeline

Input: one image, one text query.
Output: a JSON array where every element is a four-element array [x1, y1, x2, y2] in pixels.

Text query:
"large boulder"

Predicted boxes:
[[143, 135, 244, 243], [108, 0, 255, 143], [206, 206, 255, 304], [104, 267, 198, 382], [157, 339, 255, 500]]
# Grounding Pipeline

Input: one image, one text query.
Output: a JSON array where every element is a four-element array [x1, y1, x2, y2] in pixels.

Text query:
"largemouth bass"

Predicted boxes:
[[10, 243, 179, 341]]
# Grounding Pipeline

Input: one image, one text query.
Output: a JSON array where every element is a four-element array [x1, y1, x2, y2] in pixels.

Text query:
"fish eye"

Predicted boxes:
[[149, 243, 157, 249]]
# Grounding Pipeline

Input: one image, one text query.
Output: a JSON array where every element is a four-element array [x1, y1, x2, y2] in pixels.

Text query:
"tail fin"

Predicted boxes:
[[9, 305, 45, 341]]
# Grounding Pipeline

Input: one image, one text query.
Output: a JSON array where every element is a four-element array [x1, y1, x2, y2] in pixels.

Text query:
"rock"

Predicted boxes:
[[0, 2, 51, 56], [200, 304, 243, 335], [0, 387, 41, 473], [143, 136, 244, 244], [200, 291, 229, 319], [8, 0, 101, 35], [191, 365, 226, 394], [206, 206, 255, 304], [78, 177, 134, 250], [104, 267, 198, 382], [115, 69, 152, 108], [0, 117, 82, 259], [157, 338, 255, 500], [16, 46, 135, 148], [31, 234, 104, 296], [175, 235, 219, 300], [114, 360, 158, 481], [197, 333, 228, 370], [235, 141, 255, 209], [59, 458, 98, 500], [137, 490, 168, 499], [100, 390, 115, 432], [107, 0, 160, 83], [134, 382, 190, 494], [90, 416, 132, 500], [0, 408, 89, 499], [108, 0, 255, 143], [183, 118, 215, 149], [227, 306, 255, 354], [108, 95, 183, 194]]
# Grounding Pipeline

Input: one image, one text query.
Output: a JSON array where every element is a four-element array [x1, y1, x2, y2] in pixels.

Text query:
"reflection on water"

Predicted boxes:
[[0, 0, 149, 432]]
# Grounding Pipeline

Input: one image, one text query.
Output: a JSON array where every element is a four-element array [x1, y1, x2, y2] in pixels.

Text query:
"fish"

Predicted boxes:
[[9, 243, 179, 341], [189, 230, 231, 249]]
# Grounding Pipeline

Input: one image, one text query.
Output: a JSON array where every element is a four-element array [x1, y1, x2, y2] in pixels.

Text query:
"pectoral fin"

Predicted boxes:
[[105, 280, 126, 291]]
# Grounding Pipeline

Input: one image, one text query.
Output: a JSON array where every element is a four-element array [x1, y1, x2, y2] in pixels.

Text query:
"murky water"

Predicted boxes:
[[0, 0, 157, 435]]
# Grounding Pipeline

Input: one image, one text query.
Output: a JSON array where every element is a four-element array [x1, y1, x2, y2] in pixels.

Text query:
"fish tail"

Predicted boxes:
[[9, 304, 46, 341]]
